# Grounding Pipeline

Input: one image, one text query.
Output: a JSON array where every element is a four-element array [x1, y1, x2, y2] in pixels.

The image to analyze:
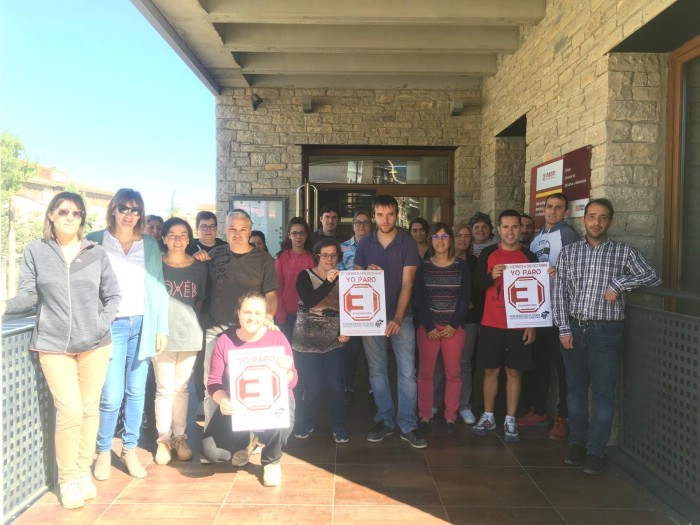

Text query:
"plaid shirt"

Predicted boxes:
[[338, 236, 359, 271], [553, 237, 661, 336]]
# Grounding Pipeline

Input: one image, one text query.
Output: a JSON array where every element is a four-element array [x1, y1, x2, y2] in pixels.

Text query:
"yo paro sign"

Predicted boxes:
[[343, 284, 380, 321], [228, 347, 290, 431], [338, 270, 387, 336], [502, 262, 552, 328], [507, 276, 545, 313], [234, 364, 281, 411]]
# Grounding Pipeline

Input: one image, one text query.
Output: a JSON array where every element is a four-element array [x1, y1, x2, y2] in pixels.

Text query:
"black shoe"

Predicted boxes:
[[400, 429, 427, 449], [344, 390, 355, 407], [445, 420, 457, 434], [418, 420, 431, 434], [564, 444, 586, 466], [367, 422, 394, 442], [583, 454, 606, 475]]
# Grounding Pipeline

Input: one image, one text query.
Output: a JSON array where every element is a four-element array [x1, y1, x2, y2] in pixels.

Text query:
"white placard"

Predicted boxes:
[[338, 270, 387, 336], [227, 347, 290, 431], [502, 262, 553, 328]]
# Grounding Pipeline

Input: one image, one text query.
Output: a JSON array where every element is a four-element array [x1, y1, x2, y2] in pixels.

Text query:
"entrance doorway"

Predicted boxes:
[[298, 146, 455, 237]]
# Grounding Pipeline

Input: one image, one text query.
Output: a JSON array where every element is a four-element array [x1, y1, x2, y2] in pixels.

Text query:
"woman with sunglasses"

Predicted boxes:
[[87, 188, 169, 480], [414, 223, 471, 433], [1, 192, 121, 509], [292, 239, 351, 443]]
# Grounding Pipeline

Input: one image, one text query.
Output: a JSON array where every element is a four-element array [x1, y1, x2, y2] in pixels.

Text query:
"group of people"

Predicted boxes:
[[1, 188, 660, 510]]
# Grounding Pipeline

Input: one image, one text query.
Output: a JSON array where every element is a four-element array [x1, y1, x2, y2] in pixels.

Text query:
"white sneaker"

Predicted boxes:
[[78, 472, 97, 500], [59, 479, 84, 510], [263, 463, 282, 487], [459, 408, 476, 425]]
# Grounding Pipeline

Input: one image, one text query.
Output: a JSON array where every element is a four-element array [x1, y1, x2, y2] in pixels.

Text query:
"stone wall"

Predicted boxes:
[[216, 88, 481, 226], [480, 0, 675, 262]]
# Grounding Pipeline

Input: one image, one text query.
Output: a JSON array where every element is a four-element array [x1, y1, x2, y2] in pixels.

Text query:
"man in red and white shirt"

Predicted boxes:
[[471, 210, 538, 443]]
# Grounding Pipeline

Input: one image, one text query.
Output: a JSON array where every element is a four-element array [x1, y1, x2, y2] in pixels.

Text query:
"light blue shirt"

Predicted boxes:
[[338, 236, 359, 271]]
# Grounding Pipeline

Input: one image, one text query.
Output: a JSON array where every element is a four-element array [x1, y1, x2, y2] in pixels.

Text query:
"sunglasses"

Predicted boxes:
[[431, 234, 450, 240], [55, 209, 84, 219], [117, 204, 143, 216]]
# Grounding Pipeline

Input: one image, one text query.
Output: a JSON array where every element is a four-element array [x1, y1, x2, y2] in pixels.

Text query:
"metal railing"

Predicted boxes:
[[2, 315, 55, 523], [622, 287, 700, 515]]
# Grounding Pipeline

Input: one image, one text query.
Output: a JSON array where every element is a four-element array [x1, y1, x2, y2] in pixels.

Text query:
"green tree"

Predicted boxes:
[[1, 131, 39, 200], [1, 131, 40, 298]]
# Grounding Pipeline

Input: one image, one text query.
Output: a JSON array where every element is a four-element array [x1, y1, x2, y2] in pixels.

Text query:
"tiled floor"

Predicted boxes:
[[15, 392, 675, 524]]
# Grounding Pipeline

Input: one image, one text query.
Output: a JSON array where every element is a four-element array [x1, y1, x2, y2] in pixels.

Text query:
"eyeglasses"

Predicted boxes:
[[353, 220, 371, 226], [431, 234, 450, 241], [117, 204, 143, 216], [198, 224, 217, 231], [319, 253, 339, 260], [55, 209, 84, 219], [289, 231, 306, 236]]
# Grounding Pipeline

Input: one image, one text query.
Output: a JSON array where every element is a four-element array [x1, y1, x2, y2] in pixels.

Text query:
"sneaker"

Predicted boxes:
[[172, 436, 193, 461], [583, 454, 606, 475], [503, 418, 520, 442], [471, 413, 496, 436], [294, 426, 314, 439], [431, 407, 439, 418], [516, 409, 549, 427], [400, 429, 427, 449], [120, 447, 147, 479], [445, 420, 457, 434], [333, 429, 350, 444], [77, 472, 96, 501], [155, 441, 172, 465], [549, 416, 568, 441], [59, 479, 84, 510], [459, 408, 476, 425], [263, 463, 282, 487], [93, 450, 112, 481], [367, 422, 394, 442], [564, 444, 586, 466], [418, 419, 431, 434], [232, 432, 259, 466]]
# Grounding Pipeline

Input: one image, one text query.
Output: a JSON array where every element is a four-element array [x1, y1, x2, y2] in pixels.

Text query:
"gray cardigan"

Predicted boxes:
[[6, 239, 121, 353]]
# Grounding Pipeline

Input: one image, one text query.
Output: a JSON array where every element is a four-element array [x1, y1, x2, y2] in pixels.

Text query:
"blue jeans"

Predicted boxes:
[[295, 347, 345, 434], [363, 317, 418, 434], [560, 322, 623, 458], [97, 316, 150, 452]]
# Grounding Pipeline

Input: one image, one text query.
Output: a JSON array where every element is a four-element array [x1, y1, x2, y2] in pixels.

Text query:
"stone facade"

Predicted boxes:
[[215, 0, 675, 265], [216, 88, 481, 227], [479, 0, 674, 264]]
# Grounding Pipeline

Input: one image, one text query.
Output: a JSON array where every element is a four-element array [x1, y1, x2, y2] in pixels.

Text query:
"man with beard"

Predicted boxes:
[[553, 198, 660, 474]]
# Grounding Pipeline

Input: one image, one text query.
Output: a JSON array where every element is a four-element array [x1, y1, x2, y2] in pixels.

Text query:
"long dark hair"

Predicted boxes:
[[278, 217, 313, 255]]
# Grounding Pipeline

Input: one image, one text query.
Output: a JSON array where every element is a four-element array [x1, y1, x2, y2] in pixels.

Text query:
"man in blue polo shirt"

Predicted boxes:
[[354, 195, 426, 449]]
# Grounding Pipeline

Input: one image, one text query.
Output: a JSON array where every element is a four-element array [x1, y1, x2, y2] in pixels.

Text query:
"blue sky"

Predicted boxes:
[[0, 0, 215, 215]]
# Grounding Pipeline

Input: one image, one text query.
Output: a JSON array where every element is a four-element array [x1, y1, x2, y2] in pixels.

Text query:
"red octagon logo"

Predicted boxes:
[[507, 276, 545, 313], [343, 283, 380, 321], [234, 364, 281, 411]]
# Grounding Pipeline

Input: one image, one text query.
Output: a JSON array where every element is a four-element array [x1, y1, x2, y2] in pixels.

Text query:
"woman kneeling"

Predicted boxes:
[[203, 293, 297, 486]]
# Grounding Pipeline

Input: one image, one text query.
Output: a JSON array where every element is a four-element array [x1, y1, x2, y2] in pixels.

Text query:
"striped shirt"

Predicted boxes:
[[413, 258, 470, 330], [553, 237, 661, 336]]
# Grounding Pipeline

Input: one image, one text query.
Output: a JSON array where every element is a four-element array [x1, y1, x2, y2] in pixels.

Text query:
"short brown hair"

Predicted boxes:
[[106, 188, 146, 234]]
